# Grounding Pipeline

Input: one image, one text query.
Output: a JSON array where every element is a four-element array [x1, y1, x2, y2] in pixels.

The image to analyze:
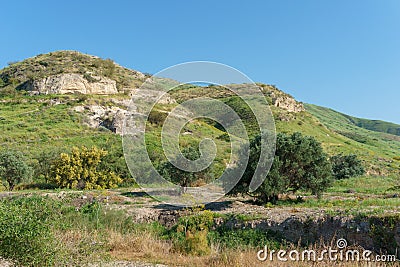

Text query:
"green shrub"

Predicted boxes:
[[165, 211, 284, 255], [160, 146, 214, 187], [77, 94, 88, 102], [0, 150, 32, 190], [0, 77, 5, 87], [337, 131, 369, 144], [99, 136, 133, 184], [209, 228, 282, 249], [217, 132, 230, 142], [0, 196, 129, 266], [0, 196, 60, 266], [147, 110, 168, 125], [33, 148, 64, 183], [0, 86, 19, 97], [330, 153, 365, 179], [83, 73, 99, 83], [168, 210, 215, 255], [102, 59, 115, 77]]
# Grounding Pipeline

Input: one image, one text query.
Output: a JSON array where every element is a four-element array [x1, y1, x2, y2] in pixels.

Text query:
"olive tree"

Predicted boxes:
[[0, 150, 31, 191], [231, 132, 333, 203], [160, 146, 214, 188]]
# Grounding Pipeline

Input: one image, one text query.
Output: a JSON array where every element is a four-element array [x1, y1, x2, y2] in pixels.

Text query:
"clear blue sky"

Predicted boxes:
[[1, 0, 399, 123]]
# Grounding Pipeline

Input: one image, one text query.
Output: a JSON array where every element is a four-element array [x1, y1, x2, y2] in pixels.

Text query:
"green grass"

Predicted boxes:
[[0, 94, 131, 186], [266, 175, 400, 216], [303, 104, 400, 174], [338, 108, 400, 136], [328, 176, 400, 195]]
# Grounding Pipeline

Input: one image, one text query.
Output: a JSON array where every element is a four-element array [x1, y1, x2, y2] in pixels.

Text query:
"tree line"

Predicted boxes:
[[0, 132, 365, 204]]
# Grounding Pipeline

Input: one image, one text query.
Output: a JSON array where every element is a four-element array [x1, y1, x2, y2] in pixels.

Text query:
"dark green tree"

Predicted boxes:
[[0, 150, 31, 191], [231, 132, 333, 203], [33, 149, 63, 183], [330, 153, 365, 179], [160, 146, 214, 188]]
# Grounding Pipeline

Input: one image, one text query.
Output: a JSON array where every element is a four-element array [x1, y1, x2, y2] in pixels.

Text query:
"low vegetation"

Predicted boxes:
[[1, 191, 400, 266], [0, 195, 286, 266], [305, 103, 400, 175]]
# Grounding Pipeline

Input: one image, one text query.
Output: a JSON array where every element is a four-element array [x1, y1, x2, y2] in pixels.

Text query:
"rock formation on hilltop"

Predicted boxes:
[[19, 73, 118, 95], [259, 84, 305, 113], [0, 50, 146, 95], [270, 91, 305, 113]]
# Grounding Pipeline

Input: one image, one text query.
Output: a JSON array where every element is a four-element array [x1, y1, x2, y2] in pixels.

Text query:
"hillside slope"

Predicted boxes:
[[0, 51, 399, 180], [343, 113, 400, 136], [305, 103, 400, 174], [305, 104, 400, 136]]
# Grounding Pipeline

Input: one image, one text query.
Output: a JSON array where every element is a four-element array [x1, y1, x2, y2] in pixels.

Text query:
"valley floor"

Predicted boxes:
[[1, 176, 400, 266]]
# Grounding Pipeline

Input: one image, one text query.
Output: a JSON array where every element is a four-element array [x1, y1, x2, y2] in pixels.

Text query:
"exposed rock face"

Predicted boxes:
[[73, 105, 133, 134], [72, 91, 177, 135], [22, 73, 118, 95], [260, 85, 305, 113], [271, 92, 305, 113]]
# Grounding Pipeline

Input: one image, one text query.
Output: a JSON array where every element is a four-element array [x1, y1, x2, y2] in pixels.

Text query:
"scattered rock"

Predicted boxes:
[[158, 210, 181, 228], [0, 258, 13, 267]]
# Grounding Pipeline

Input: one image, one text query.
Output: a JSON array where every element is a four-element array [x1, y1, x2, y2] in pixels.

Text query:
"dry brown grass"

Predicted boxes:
[[54, 229, 107, 265], [108, 230, 172, 260], [104, 230, 396, 267]]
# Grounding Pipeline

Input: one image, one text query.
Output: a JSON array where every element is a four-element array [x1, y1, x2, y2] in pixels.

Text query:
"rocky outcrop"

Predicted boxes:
[[73, 105, 132, 134], [72, 91, 177, 135], [21, 73, 118, 95], [260, 85, 305, 113], [271, 92, 305, 113]]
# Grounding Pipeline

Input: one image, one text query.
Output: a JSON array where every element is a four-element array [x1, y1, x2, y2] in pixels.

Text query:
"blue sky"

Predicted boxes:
[[1, 0, 399, 123]]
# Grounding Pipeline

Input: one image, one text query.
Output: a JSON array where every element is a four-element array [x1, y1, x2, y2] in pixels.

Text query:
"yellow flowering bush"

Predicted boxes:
[[49, 146, 122, 189]]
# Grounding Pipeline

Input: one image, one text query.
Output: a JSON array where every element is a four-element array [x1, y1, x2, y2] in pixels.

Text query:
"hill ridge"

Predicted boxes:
[[305, 104, 400, 137], [0, 51, 399, 176]]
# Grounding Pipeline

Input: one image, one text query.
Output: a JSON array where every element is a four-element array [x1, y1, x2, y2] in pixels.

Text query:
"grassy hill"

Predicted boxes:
[[305, 103, 400, 174], [0, 50, 146, 92], [342, 112, 400, 136], [305, 104, 400, 136], [0, 51, 399, 186]]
